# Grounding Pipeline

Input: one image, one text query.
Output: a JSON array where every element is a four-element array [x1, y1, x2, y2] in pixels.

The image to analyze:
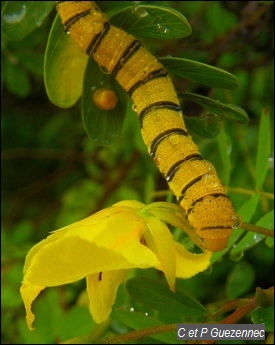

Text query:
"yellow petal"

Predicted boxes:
[[20, 283, 45, 330], [143, 217, 176, 291], [23, 206, 135, 274], [175, 242, 212, 278], [22, 211, 159, 286], [86, 270, 128, 323], [142, 202, 204, 250]]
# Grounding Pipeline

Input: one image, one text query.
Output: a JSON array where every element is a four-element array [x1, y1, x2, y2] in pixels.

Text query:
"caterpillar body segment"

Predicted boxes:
[[56, 1, 238, 252]]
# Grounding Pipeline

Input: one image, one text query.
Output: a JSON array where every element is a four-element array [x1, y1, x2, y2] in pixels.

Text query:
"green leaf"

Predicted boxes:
[[59, 306, 95, 342], [180, 92, 249, 124], [255, 108, 271, 189], [216, 126, 232, 186], [225, 261, 255, 299], [229, 210, 274, 258], [160, 57, 239, 89], [184, 115, 222, 139], [252, 306, 274, 332], [44, 15, 88, 108], [255, 287, 274, 308], [5, 61, 31, 97], [116, 310, 176, 343], [126, 277, 207, 318], [18, 50, 44, 77], [228, 194, 261, 261], [110, 5, 191, 40], [82, 58, 128, 146], [1, 1, 55, 41], [265, 235, 274, 248]]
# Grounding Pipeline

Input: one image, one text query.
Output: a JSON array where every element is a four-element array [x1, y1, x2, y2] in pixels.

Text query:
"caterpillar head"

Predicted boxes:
[[187, 196, 241, 252]]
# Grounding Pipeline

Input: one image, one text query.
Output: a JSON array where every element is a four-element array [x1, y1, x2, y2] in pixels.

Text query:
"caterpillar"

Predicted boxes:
[[56, 1, 239, 252]]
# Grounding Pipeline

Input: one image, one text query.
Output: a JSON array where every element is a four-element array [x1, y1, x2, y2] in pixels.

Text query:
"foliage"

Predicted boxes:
[[1, 1, 274, 344]]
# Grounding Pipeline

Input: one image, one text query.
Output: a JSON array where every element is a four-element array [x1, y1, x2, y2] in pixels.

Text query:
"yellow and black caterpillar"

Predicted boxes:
[[56, 1, 239, 252]]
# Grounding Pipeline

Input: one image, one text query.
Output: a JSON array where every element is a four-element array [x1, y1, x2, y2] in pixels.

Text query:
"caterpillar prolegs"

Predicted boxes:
[[56, 1, 239, 252]]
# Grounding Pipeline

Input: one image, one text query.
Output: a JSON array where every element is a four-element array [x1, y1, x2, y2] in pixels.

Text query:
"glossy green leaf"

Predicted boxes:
[[110, 5, 191, 40], [1, 1, 55, 41], [229, 210, 274, 258], [255, 108, 271, 189], [184, 115, 222, 139], [82, 59, 128, 146], [252, 306, 274, 332], [180, 92, 249, 124], [116, 310, 176, 343], [160, 57, 239, 89], [237, 194, 261, 224], [126, 277, 207, 317], [44, 15, 88, 108]]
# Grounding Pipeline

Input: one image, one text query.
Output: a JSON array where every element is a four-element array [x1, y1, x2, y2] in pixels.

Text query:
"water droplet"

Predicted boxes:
[[231, 214, 242, 229], [145, 312, 149, 316], [3, 4, 26, 24], [98, 64, 109, 74], [205, 112, 220, 121], [205, 161, 215, 173], [253, 233, 264, 243], [227, 144, 232, 156], [230, 250, 244, 261], [129, 307, 135, 312], [165, 174, 171, 182], [35, 18, 44, 27], [203, 173, 211, 181], [134, 7, 148, 18], [157, 23, 169, 35], [132, 104, 138, 112], [268, 155, 274, 167]]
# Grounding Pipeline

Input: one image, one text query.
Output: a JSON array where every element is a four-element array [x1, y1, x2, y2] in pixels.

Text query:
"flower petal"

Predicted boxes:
[[20, 207, 160, 329], [175, 242, 212, 278], [20, 283, 45, 330], [143, 217, 176, 291], [86, 269, 128, 323], [141, 202, 204, 249], [23, 214, 158, 287], [22, 206, 137, 274]]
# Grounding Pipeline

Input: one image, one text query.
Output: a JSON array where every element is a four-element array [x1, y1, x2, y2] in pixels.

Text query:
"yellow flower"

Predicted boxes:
[[20, 200, 212, 330]]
